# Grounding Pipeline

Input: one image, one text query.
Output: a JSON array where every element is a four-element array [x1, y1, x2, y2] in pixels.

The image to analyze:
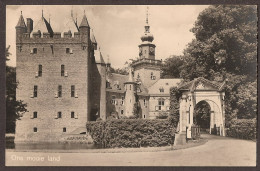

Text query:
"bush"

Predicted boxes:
[[86, 119, 175, 148], [226, 119, 256, 140], [156, 112, 168, 119]]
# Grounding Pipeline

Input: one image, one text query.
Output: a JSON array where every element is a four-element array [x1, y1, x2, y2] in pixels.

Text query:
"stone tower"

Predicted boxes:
[[124, 68, 137, 117], [15, 11, 93, 142], [132, 7, 162, 88]]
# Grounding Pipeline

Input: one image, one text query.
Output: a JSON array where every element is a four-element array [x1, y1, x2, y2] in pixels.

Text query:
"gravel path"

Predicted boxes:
[[6, 134, 256, 166]]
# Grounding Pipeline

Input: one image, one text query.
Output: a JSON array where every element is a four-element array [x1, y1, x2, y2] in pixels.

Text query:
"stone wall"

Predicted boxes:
[[15, 33, 92, 142]]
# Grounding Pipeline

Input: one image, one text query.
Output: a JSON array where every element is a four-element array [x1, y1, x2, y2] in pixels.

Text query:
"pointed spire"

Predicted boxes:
[[79, 11, 90, 28], [16, 11, 26, 28]]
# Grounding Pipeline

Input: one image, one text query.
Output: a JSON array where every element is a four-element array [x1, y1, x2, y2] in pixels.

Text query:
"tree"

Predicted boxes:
[[161, 55, 184, 78], [6, 46, 27, 133], [180, 5, 257, 121]]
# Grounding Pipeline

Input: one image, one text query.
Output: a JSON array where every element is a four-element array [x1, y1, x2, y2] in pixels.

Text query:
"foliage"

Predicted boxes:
[[178, 5, 257, 121], [161, 55, 184, 78], [226, 119, 256, 140], [6, 46, 28, 133], [86, 119, 175, 148], [133, 101, 142, 119], [156, 112, 168, 119], [110, 66, 128, 75], [169, 87, 182, 128]]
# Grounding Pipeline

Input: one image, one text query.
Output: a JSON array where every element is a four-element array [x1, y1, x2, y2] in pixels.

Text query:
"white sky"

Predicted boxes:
[[6, 5, 208, 68]]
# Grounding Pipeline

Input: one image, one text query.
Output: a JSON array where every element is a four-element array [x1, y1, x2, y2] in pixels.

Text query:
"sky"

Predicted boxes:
[[6, 5, 208, 68]]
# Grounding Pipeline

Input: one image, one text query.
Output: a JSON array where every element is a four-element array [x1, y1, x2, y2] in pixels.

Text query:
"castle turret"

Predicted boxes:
[[16, 11, 27, 44], [124, 68, 137, 117], [79, 11, 90, 45]]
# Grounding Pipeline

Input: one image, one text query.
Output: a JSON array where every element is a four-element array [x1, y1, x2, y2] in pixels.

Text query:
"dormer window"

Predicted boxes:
[[151, 72, 156, 80], [159, 87, 164, 93]]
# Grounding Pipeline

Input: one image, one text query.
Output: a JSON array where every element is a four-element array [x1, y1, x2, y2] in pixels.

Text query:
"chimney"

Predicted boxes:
[[26, 18, 33, 34]]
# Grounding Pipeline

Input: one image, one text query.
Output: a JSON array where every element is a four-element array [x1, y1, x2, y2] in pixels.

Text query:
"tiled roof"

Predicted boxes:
[[16, 14, 26, 28], [79, 14, 90, 28], [148, 78, 183, 95], [95, 49, 105, 64], [178, 77, 222, 91], [106, 73, 128, 93], [31, 17, 53, 36]]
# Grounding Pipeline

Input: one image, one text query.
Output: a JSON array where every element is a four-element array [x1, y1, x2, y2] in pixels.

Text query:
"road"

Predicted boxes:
[[5, 134, 256, 166]]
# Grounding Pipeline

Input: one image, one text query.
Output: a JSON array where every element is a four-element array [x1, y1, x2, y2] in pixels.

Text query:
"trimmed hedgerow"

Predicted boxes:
[[86, 119, 175, 148], [226, 119, 256, 140]]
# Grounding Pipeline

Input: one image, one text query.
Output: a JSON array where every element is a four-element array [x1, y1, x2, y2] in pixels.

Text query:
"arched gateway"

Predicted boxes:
[[177, 77, 226, 138]]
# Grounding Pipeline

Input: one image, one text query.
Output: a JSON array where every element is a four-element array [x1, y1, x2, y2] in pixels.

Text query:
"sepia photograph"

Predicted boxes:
[[4, 4, 257, 167]]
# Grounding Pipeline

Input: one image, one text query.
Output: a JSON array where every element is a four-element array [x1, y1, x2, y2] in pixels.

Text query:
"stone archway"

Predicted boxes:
[[177, 77, 226, 138], [194, 100, 211, 133]]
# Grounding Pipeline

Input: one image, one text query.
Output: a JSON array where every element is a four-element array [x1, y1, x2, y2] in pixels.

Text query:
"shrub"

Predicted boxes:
[[226, 119, 256, 140], [156, 112, 168, 119], [86, 119, 175, 148]]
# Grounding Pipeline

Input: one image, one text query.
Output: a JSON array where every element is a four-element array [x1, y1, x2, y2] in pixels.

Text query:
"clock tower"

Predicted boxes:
[[138, 8, 156, 59], [132, 7, 162, 88]]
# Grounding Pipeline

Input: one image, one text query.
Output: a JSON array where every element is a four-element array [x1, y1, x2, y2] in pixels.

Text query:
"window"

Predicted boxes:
[[121, 110, 124, 114], [61, 65, 65, 76], [33, 48, 37, 54], [33, 127, 37, 132], [71, 85, 75, 97], [111, 95, 116, 104], [58, 112, 62, 118], [33, 112, 37, 118], [130, 85, 131, 90], [106, 81, 111, 88], [63, 127, 66, 132], [58, 85, 62, 97], [18, 46, 22, 52], [144, 99, 146, 106], [50, 45, 54, 54], [38, 65, 42, 77], [33, 85, 38, 97], [121, 96, 124, 105], [66, 48, 70, 54], [157, 98, 165, 111], [71, 112, 75, 118], [144, 115, 146, 119], [159, 87, 164, 93]]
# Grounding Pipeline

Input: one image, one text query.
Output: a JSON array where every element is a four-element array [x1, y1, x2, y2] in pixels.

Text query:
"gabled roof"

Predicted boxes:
[[178, 77, 223, 92], [106, 73, 128, 93], [79, 14, 90, 28], [31, 16, 53, 37], [16, 13, 26, 28], [148, 78, 183, 95]]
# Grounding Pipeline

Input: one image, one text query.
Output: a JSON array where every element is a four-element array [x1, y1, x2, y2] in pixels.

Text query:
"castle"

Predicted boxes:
[[15, 9, 186, 142]]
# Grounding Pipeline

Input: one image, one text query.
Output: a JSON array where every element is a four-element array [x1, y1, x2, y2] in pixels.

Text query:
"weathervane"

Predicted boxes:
[[146, 6, 149, 24]]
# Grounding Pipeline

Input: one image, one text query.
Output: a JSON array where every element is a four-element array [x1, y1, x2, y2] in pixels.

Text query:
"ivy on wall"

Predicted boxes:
[[169, 87, 182, 128]]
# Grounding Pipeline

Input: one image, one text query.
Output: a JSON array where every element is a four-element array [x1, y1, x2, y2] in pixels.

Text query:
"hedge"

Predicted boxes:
[[86, 119, 175, 148], [226, 119, 257, 140]]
